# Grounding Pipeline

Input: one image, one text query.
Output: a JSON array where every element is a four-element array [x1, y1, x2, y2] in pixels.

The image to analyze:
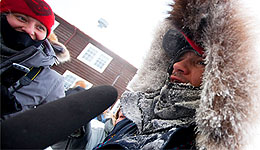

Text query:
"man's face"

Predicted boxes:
[[170, 51, 205, 87], [6, 13, 47, 40]]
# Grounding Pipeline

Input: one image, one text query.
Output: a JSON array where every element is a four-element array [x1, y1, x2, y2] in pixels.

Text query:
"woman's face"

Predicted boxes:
[[6, 13, 47, 40]]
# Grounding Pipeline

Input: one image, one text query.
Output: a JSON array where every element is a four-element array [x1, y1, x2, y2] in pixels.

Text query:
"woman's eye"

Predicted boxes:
[[15, 15, 27, 22], [37, 25, 46, 32]]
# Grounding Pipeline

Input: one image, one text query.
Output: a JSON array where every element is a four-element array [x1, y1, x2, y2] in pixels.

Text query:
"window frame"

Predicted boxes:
[[63, 70, 93, 90], [77, 43, 113, 73]]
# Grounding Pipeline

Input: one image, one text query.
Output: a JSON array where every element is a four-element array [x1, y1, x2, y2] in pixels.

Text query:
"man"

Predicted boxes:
[[94, 27, 204, 150], [94, 0, 260, 149]]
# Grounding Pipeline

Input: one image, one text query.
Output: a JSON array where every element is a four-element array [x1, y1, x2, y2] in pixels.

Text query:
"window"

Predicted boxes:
[[77, 43, 113, 73], [63, 70, 93, 90], [51, 20, 60, 31]]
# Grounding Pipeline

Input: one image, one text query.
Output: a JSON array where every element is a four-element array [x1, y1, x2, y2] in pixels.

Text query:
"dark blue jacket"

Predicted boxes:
[[93, 118, 196, 150]]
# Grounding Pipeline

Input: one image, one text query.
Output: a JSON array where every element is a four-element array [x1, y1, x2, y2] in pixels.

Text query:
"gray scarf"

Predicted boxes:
[[0, 35, 39, 74], [121, 81, 201, 134]]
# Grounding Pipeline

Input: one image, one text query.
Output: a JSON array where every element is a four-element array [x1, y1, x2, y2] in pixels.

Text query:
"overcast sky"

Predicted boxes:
[[45, 0, 172, 68], [45, 0, 260, 69]]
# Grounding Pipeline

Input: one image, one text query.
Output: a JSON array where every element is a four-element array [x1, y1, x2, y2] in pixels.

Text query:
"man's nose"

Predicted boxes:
[[22, 24, 36, 40], [172, 59, 189, 75]]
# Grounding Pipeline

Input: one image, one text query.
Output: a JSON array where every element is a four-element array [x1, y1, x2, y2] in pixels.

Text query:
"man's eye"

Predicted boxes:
[[197, 60, 206, 66], [174, 58, 183, 63]]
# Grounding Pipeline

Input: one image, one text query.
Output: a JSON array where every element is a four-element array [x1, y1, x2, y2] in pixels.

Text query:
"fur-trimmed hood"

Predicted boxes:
[[48, 32, 70, 64], [128, 0, 260, 149]]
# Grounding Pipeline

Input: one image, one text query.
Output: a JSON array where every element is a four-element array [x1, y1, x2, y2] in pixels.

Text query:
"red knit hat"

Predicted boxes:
[[0, 0, 55, 37]]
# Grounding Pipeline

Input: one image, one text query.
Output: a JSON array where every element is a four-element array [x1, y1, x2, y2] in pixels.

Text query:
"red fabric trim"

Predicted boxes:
[[181, 32, 204, 55]]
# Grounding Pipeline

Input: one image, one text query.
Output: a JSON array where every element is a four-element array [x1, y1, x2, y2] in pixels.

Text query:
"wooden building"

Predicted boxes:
[[51, 14, 137, 98]]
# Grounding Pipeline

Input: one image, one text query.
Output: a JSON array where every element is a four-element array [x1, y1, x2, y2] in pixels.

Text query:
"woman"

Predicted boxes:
[[0, 0, 65, 119]]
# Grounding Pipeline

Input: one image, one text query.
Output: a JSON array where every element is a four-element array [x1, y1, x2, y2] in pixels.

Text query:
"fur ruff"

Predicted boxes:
[[129, 0, 260, 149], [128, 21, 174, 92], [48, 32, 70, 64], [51, 40, 70, 64]]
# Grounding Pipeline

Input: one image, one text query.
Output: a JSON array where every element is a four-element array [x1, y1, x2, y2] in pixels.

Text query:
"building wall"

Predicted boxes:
[[51, 14, 137, 98]]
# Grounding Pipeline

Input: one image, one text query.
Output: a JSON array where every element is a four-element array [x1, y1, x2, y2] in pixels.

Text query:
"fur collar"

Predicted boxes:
[[48, 32, 70, 64]]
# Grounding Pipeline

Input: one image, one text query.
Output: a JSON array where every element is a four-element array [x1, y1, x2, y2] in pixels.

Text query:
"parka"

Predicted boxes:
[[1, 35, 65, 119], [95, 0, 260, 150]]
